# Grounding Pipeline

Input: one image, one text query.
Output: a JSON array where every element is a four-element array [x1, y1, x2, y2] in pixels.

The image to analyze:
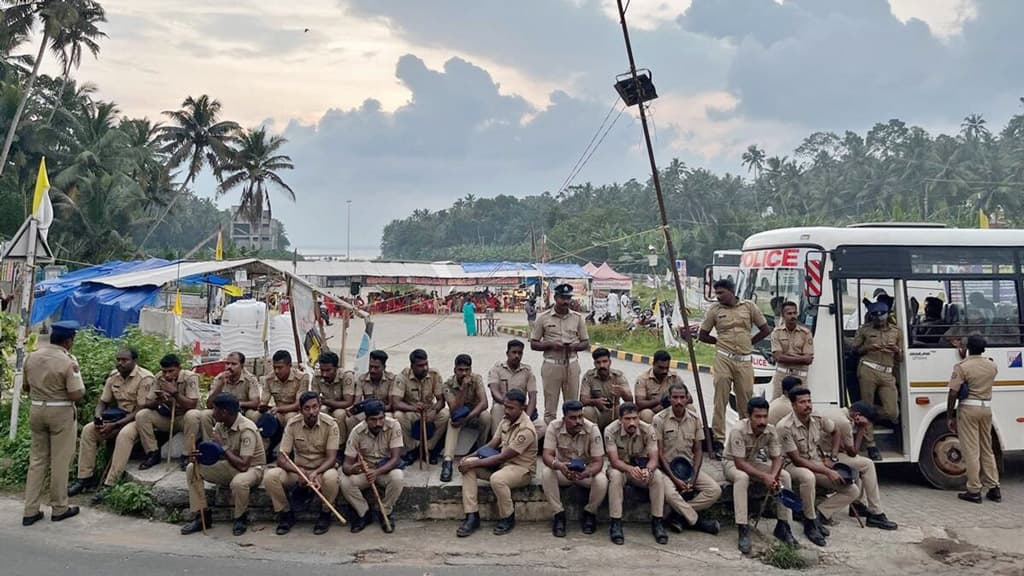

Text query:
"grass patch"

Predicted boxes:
[[104, 482, 157, 517], [760, 542, 806, 570]]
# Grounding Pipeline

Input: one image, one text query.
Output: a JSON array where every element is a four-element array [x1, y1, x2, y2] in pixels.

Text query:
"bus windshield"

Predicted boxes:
[[736, 247, 811, 328]]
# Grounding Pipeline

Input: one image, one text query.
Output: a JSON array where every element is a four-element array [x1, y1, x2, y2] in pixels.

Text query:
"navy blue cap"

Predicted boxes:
[[834, 462, 858, 485], [554, 284, 573, 297], [196, 441, 225, 466], [669, 456, 694, 482], [411, 419, 436, 441], [101, 408, 129, 422], [777, 488, 804, 513], [51, 320, 80, 338], [631, 456, 650, 469], [567, 458, 586, 472], [477, 446, 500, 459], [451, 405, 472, 423], [257, 412, 280, 438], [156, 403, 173, 418]]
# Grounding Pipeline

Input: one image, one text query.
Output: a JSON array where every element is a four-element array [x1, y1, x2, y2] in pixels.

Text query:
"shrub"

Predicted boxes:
[[761, 542, 806, 570], [0, 402, 31, 488], [104, 482, 156, 516]]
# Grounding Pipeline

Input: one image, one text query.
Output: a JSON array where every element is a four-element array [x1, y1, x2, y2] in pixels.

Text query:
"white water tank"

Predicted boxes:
[[220, 300, 267, 359], [267, 313, 295, 360]]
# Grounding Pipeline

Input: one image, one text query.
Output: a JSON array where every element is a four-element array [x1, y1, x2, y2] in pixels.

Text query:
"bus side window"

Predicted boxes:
[[907, 280, 948, 348]]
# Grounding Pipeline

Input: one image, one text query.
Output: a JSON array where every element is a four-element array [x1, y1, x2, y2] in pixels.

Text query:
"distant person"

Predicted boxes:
[[620, 292, 632, 321], [463, 299, 477, 336], [770, 301, 814, 399], [914, 297, 946, 346], [525, 298, 538, 332], [606, 291, 619, 321]]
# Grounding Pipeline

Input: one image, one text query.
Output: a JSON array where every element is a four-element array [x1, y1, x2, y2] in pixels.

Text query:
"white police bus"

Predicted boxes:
[[712, 224, 1023, 489]]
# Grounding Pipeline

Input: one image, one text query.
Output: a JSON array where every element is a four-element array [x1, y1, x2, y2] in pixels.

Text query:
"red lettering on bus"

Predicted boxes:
[[766, 250, 782, 267], [781, 248, 798, 267]]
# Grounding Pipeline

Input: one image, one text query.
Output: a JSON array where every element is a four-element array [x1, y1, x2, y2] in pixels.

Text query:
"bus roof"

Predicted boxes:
[[743, 226, 1024, 251]]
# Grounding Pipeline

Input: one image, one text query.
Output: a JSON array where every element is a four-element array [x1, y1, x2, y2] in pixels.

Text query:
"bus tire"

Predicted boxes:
[[918, 417, 967, 490]]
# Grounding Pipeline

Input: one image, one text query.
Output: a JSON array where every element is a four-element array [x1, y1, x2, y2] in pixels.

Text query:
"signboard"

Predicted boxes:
[[675, 259, 687, 278]]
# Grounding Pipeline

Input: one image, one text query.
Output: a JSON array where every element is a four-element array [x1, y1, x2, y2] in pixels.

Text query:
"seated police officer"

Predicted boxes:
[[340, 400, 405, 534], [604, 402, 668, 545], [541, 400, 608, 537], [441, 354, 491, 483]]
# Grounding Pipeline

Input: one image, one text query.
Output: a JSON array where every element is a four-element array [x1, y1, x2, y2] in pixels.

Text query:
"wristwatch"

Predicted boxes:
[[828, 455, 839, 463]]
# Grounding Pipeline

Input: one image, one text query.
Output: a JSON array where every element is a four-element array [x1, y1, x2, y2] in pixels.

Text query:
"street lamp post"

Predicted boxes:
[[346, 200, 352, 260]]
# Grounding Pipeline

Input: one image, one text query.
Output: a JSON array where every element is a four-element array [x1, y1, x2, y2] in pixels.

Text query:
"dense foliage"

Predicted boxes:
[[382, 112, 1024, 271]]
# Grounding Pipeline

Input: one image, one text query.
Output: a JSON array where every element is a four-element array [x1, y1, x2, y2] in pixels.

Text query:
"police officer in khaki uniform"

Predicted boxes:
[[392, 349, 450, 466], [22, 321, 85, 526], [633, 350, 682, 423], [347, 350, 397, 432], [311, 351, 356, 449], [182, 392, 266, 536], [457, 389, 538, 537], [698, 279, 770, 456], [654, 384, 722, 534], [604, 402, 668, 545], [259, 350, 308, 432], [581, 348, 633, 433], [340, 400, 405, 534], [189, 351, 260, 448], [69, 348, 154, 496], [263, 391, 340, 535], [136, 354, 200, 470], [947, 334, 1001, 504], [440, 354, 491, 483], [724, 397, 798, 554], [488, 339, 544, 439], [830, 401, 898, 529], [770, 301, 814, 398], [541, 400, 607, 537], [851, 301, 902, 454], [531, 283, 590, 423], [778, 387, 856, 547]]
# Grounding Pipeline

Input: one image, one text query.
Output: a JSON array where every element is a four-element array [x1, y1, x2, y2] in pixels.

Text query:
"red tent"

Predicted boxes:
[[591, 262, 632, 291]]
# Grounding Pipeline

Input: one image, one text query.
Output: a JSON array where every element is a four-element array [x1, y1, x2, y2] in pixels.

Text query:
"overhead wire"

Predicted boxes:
[[556, 98, 622, 195], [559, 103, 627, 195]]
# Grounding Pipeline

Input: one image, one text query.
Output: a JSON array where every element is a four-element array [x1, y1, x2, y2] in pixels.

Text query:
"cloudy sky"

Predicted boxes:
[[55, 0, 1023, 253]]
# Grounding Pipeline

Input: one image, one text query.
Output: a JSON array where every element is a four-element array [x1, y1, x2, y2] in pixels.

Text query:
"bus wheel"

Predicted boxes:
[[918, 417, 967, 490]]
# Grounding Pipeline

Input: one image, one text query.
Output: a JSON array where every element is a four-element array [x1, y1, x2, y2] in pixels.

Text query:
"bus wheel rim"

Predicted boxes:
[[934, 435, 966, 477]]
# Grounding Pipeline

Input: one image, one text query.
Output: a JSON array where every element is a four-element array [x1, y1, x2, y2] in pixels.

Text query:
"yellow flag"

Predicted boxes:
[[222, 284, 243, 297], [979, 208, 990, 229], [32, 157, 53, 238], [214, 228, 223, 260], [173, 289, 183, 316]]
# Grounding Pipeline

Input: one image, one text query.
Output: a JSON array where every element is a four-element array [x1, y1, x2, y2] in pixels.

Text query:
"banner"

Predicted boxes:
[[289, 278, 319, 366]]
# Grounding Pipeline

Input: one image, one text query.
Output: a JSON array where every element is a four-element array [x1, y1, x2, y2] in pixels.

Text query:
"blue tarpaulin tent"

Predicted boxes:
[[459, 262, 590, 278]]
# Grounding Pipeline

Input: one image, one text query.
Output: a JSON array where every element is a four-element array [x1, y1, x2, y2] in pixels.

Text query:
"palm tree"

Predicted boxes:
[[45, 0, 105, 124], [137, 94, 239, 251], [0, 0, 106, 178], [217, 127, 294, 251], [741, 144, 766, 204], [960, 114, 990, 142]]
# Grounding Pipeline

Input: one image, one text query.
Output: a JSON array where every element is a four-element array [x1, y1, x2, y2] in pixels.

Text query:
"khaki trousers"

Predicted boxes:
[[197, 409, 261, 442], [858, 363, 898, 421], [664, 469, 721, 525], [186, 461, 263, 518], [541, 466, 608, 515], [784, 464, 819, 519], [24, 405, 77, 516], [395, 408, 450, 452], [712, 354, 754, 441], [443, 412, 492, 459], [490, 405, 545, 442], [723, 461, 793, 524], [461, 459, 532, 518], [77, 421, 119, 479], [340, 469, 404, 516], [638, 407, 664, 424], [607, 468, 666, 518], [101, 422, 139, 487], [540, 359, 580, 423], [262, 467, 339, 513], [813, 472, 859, 520], [958, 405, 999, 493], [582, 406, 615, 433], [136, 408, 200, 454], [838, 453, 883, 514]]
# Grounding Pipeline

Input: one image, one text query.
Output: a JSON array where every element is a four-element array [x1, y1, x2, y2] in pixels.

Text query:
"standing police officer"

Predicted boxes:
[[770, 301, 814, 398], [531, 284, 589, 423], [22, 321, 85, 525], [947, 334, 1001, 504], [851, 301, 902, 456]]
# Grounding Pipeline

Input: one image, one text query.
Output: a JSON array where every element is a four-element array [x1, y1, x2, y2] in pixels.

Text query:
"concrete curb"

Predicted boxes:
[[497, 326, 714, 374]]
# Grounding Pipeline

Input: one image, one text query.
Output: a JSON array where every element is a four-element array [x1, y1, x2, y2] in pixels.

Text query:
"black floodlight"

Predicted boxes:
[[614, 69, 658, 107]]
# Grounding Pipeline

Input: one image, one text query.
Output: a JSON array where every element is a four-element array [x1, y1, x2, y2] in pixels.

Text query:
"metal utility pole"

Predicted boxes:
[[346, 200, 352, 260], [614, 0, 712, 450]]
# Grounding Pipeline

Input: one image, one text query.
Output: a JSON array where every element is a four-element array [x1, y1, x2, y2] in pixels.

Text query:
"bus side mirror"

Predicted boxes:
[[703, 265, 714, 302]]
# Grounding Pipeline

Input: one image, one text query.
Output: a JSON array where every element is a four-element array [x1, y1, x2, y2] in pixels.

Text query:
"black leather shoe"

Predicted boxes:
[[958, 491, 983, 504], [692, 516, 720, 535], [232, 513, 248, 536], [651, 517, 668, 545], [737, 524, 752, 555], [180, 510, 212, 535], [867, 446, 882, 461], [552, 511, 566, 537], [773, 520, 799, 547], [350, 511, 372, 533], [313, 511, 332, 535], [849, 501, 869, 518], [665, 511, 685, 533], [275, 511, 295, 535], [51, 506, 79, 522], [400, 451, 418, 468], [803, 517, 826, 547], [428, 452, 439, 465], [21, 512, 43, 526], [68, 476, 97, 496], [380, 512, 395, 534], [609, 518, 624, 545], [457, 512, 480, 537], [815, 515, 831, 537], [138, 451, 161, 470], [493, 512, 516, 536], [986, 487, 1002, 503], [440, 460, 453, 483], [91, 486, 111, 505], [865, 512, 898, 530], [581, 510, 597, 534]]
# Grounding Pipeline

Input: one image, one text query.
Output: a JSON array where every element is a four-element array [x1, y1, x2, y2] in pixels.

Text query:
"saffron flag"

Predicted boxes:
[[32, 157, 53, 240], [173, 289, 183, 316], [979, 209, 990, 229]]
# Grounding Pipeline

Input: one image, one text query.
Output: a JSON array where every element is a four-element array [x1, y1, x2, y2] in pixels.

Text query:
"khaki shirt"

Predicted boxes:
[[530, 308, 589, 361], [778, 412, 835, 464], [393, 367, 443, 404], [354, 371, 397, 404], [852, 324, 901, 367], [581, 368, 629, 408], [950, 355, 997, 401], [24, 343, 86, 401], [604, 419, 657, 462], [496, 410, 538, 473], [261, 368, 307, 406], [654, 408, 704, 462], [312, 370, 355, 402], [280, 412, 340, 469], [486, 362, 537, 394], [831, 408, 856, 449], [100, 366, 155, 412], [770, 323, 814, 369], [767, 396, 792, 426], [700, 300, 766, 355], [443, 373, 487, 409], [725, 419, 781, 465], [214, 413, 266, 466], [146, 370, 200, 404], [211, 369, 260, 404], [544, 418, 604, 464], [345, 417, 403, 464], [633, 368, 682, 404]]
